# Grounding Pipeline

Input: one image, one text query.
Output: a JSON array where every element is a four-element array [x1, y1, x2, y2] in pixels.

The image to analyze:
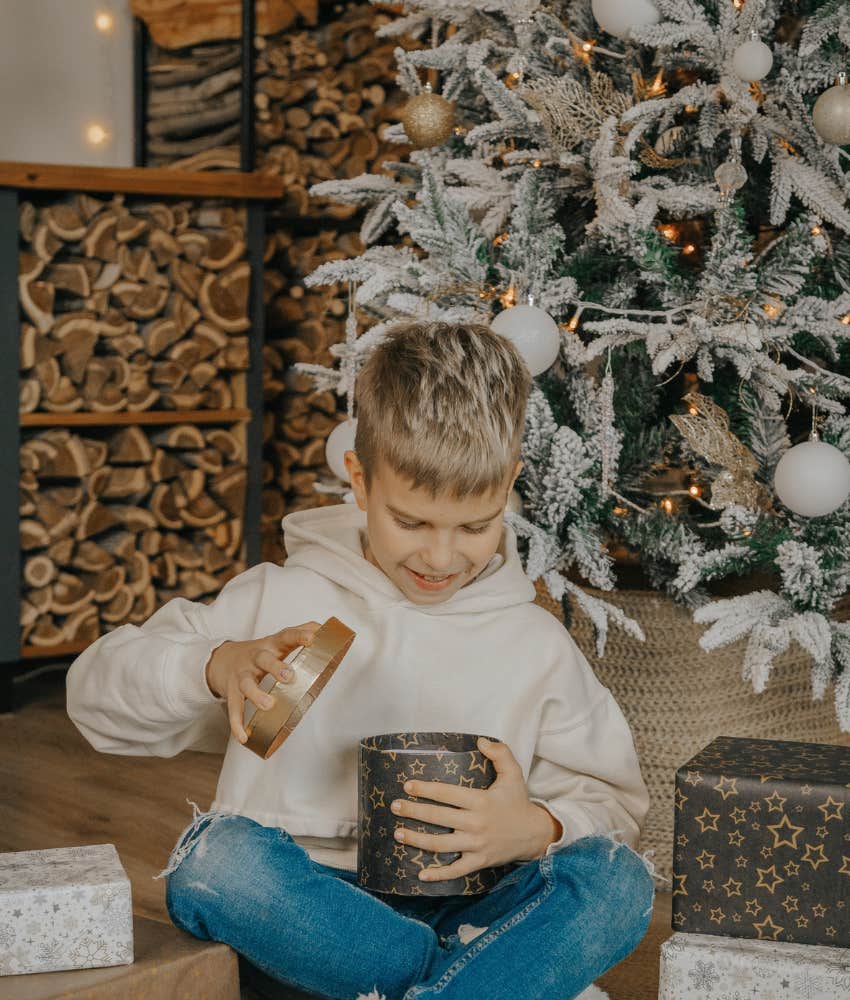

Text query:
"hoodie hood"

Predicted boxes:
[[281, 502, 535, 615]]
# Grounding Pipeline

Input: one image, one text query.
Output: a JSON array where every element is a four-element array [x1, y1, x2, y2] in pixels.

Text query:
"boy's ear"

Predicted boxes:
[[345, 451, 368, 511], [508, 460, 523, 493]]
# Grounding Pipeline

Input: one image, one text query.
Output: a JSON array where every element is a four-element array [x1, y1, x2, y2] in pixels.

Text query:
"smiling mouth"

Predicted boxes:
[[405, 567, 459, 589]]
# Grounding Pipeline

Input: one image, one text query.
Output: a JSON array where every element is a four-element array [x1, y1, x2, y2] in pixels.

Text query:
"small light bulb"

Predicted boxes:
[[661, 498, 674, 514], [811, 225, 823, 236], [841, 314, 850, 325], [613, 505, 628, 517], [742, 529, 751, 537], [647, 72, 666, 97], [659, 225, 678, 241], [688, 406, 699, 416], [567, 315, 579, 331], [582, 41, 593, 52], [532, 159, 542, 168], [682, 243, 697, 255], [85, 122, 110, 146], [94, 10, 114, 33], [688, 484, 701, 497]]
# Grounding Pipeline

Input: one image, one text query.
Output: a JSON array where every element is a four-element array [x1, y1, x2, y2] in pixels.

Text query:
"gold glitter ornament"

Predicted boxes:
[[401, 83, 455, 148]]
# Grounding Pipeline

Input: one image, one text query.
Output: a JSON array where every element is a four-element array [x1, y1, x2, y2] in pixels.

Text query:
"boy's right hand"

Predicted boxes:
[[205, 622, 321, 744]]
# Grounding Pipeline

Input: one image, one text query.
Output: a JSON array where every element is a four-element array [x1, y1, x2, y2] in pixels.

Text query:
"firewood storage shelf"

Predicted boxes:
[[0, 162, 284, 703]]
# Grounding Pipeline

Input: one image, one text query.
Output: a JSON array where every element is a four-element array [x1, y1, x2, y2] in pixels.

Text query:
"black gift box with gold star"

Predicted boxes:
[[672, 735, 850, 948], [357, 732, 514, 896]]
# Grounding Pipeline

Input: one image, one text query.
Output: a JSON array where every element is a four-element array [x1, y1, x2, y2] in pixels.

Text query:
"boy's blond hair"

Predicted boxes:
[[354, 321, 532, 498]]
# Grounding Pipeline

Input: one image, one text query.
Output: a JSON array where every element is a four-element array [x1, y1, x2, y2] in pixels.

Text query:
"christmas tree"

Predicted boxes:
[[301, 0, 850, 729]]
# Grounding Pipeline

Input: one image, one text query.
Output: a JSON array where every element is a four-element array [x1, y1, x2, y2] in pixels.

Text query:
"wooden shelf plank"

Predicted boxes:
[[21, 640, 89, 660], [21, 408, 252, 428], [0, 161, 284, 201]]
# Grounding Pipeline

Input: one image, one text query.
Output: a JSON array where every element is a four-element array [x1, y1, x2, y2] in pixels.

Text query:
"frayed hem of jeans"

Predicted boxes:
[[153, 799, 233, 881], [595, 828, 668, 917]]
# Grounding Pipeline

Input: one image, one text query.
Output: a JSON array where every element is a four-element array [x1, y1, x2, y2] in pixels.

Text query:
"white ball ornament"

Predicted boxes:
[[591, 0, 660, 40], [812, 73, 850, 147], [731, 32, 774, 82], [325, 418, 357, 483], [491, 302, 560, 376], [773, 439, 850, 517]]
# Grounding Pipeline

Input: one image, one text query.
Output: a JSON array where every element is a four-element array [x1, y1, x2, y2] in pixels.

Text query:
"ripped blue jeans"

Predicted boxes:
[[162, 810, 655, 1000]]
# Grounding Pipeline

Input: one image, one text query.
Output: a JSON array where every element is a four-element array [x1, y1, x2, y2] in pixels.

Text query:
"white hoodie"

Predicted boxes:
[[66, 503, 649, 870]]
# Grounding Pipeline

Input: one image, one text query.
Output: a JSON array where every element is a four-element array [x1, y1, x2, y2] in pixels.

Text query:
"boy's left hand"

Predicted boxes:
[[390, 736, 562, 882]]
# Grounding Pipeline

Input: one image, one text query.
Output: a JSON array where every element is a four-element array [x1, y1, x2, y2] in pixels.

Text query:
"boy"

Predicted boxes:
[[67, 322, 654, 1000]]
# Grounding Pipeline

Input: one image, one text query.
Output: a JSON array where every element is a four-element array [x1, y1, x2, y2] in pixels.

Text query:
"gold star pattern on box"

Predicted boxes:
[[357, 732, 513, 896], [672, 736, 850, 947]]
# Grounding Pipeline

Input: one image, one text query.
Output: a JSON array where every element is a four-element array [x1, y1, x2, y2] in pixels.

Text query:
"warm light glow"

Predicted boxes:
[[567, 314, 579, 331], [493, 232, 509, 246], [688, 405, 699, 416], [742, 529, 752, 537], [532, 159, 542, 168], [661, 498, 674, 514], [613, 506, 629, 517], [685, 105, 699, 113], [85, 122, 110, 146], [762, 300, 783, 319], [682, 243, 697, 255], [500, 286, 517, 308], [688, 484, 702, 497], [582, 41, 594, 52], [647, 72, 666, 98], [842, 314, 850, 325], [733, 0, 745, 9], [811, 225, 823, 236], [94, 10, 115, 33], [659, 225, 679, 241]]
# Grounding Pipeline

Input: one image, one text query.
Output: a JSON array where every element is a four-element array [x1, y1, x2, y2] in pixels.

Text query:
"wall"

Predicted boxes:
[[0, 0, 134, 167]]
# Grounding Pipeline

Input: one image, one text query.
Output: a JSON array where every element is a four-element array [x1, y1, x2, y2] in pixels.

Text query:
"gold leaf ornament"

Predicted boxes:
[[522, 70, 633, 153], [669, 393, 772, 511]]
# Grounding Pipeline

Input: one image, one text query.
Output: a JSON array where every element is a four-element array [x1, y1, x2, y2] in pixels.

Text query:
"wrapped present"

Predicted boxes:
[[0, 843, 133, 976], [672, 735, 850, 948], [659, 930, 850, 999]]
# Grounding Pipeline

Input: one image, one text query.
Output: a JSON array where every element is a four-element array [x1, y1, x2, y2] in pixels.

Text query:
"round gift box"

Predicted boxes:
[[358, 732, 514, 896]]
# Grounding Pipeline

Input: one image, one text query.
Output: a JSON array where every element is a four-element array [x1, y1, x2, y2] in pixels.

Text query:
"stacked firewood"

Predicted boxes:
[[259, 228, 364, 562], [139, 1, 405, 560], [20, 424, 246, 647], [145, 3, 404, 226], [19, 195, 251, 413]]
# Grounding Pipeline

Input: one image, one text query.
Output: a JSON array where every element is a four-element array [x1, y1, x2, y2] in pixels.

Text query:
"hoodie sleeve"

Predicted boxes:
[[66, 562, 275, 758], [525, 690, 650, 853]]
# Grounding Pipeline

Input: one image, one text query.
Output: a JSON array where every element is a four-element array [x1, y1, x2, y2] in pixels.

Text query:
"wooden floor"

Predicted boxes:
[[1, 671, 673, 998]]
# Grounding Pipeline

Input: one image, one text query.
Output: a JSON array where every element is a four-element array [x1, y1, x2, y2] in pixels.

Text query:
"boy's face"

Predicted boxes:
[[345, 452, 522, 605]]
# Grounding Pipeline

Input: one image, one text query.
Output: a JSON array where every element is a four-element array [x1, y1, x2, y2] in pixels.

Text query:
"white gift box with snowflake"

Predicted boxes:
[[0, 843, 133, 976], [660, 931, 850, 999]]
